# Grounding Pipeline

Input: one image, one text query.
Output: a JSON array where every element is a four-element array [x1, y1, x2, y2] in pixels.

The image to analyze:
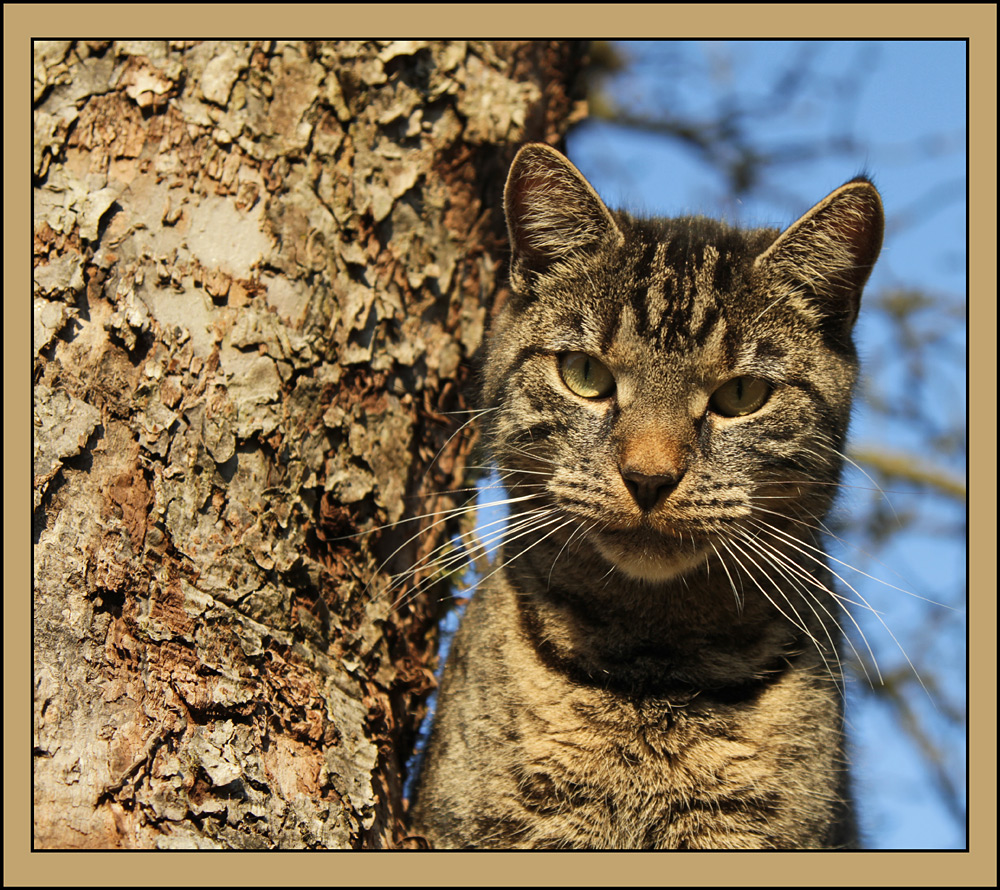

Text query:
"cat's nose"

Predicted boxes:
[[620, 469, 682, 512]]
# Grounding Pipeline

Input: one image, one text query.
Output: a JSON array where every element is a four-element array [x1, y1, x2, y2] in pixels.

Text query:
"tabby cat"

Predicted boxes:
[[409, 143, 884, 849]]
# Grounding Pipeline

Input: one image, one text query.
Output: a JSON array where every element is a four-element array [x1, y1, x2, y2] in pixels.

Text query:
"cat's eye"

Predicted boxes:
[[559, 352, 615, 399], [710, 376, 771, 417]]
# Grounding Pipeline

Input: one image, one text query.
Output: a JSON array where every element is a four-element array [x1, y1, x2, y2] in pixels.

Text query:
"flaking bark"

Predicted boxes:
[[32, 39, 586, 849]]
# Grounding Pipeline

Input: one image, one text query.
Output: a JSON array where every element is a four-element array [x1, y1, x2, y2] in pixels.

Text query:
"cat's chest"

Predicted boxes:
[[513, 682, 763, 788], [503, 684, 781, 848]]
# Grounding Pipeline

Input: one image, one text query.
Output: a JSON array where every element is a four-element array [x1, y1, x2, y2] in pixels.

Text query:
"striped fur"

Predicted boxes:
[[410, 144, 883, 849]]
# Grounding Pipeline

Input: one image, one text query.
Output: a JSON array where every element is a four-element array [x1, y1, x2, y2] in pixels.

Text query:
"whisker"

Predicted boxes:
[[744, 516, 932, 697], [388, 504, 554, 610], [417, 406, 499, 492], [719, 535, 842, 688], [730, 526, 861, 691], [709, 539, 745, 613], [460, 513, 581, 603], [547, 518, 591, 589], [368, 491, 541, 597], [748, 503, 948, 610], [807, 438, 904, 527]]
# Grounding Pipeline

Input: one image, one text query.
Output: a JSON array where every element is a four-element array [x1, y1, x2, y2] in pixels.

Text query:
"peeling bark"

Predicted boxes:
[[33, 39, 587, 849]]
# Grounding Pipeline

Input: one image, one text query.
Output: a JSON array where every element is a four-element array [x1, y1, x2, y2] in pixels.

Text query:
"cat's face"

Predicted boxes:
[[482, 145, 883, 584]]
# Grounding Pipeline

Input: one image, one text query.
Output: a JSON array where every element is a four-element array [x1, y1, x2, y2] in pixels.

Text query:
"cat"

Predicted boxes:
[[408, 142, 884, 849]]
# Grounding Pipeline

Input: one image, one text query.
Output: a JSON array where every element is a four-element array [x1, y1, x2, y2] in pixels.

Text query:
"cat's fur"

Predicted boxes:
[[409, 143, 884, 849]]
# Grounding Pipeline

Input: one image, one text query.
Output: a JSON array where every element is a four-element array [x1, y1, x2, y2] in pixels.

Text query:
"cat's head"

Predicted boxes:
[[481, 144, 883, 585]]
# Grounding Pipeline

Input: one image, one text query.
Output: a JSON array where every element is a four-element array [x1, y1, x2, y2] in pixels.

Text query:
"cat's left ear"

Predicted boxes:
[[755, 179, 884, 327]]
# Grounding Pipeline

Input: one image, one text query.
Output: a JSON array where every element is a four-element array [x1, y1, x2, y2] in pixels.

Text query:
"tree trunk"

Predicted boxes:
[[32, 39, 587, 849]]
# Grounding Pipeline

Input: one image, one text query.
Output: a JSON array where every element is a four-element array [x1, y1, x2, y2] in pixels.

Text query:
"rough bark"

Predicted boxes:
[[32, 39, 587, 849]]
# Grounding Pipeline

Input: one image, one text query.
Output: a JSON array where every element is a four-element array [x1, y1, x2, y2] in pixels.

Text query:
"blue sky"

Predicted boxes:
[[564, 40, 967, 850]]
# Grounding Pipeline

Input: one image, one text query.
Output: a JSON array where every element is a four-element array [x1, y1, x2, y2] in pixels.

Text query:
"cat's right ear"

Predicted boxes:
[[504, 144, 623, 283]]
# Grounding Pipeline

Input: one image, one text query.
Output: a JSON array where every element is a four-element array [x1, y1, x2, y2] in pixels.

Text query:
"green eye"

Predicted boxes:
[[559, 352, 615, 399], [710, 376, 771, 417]]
